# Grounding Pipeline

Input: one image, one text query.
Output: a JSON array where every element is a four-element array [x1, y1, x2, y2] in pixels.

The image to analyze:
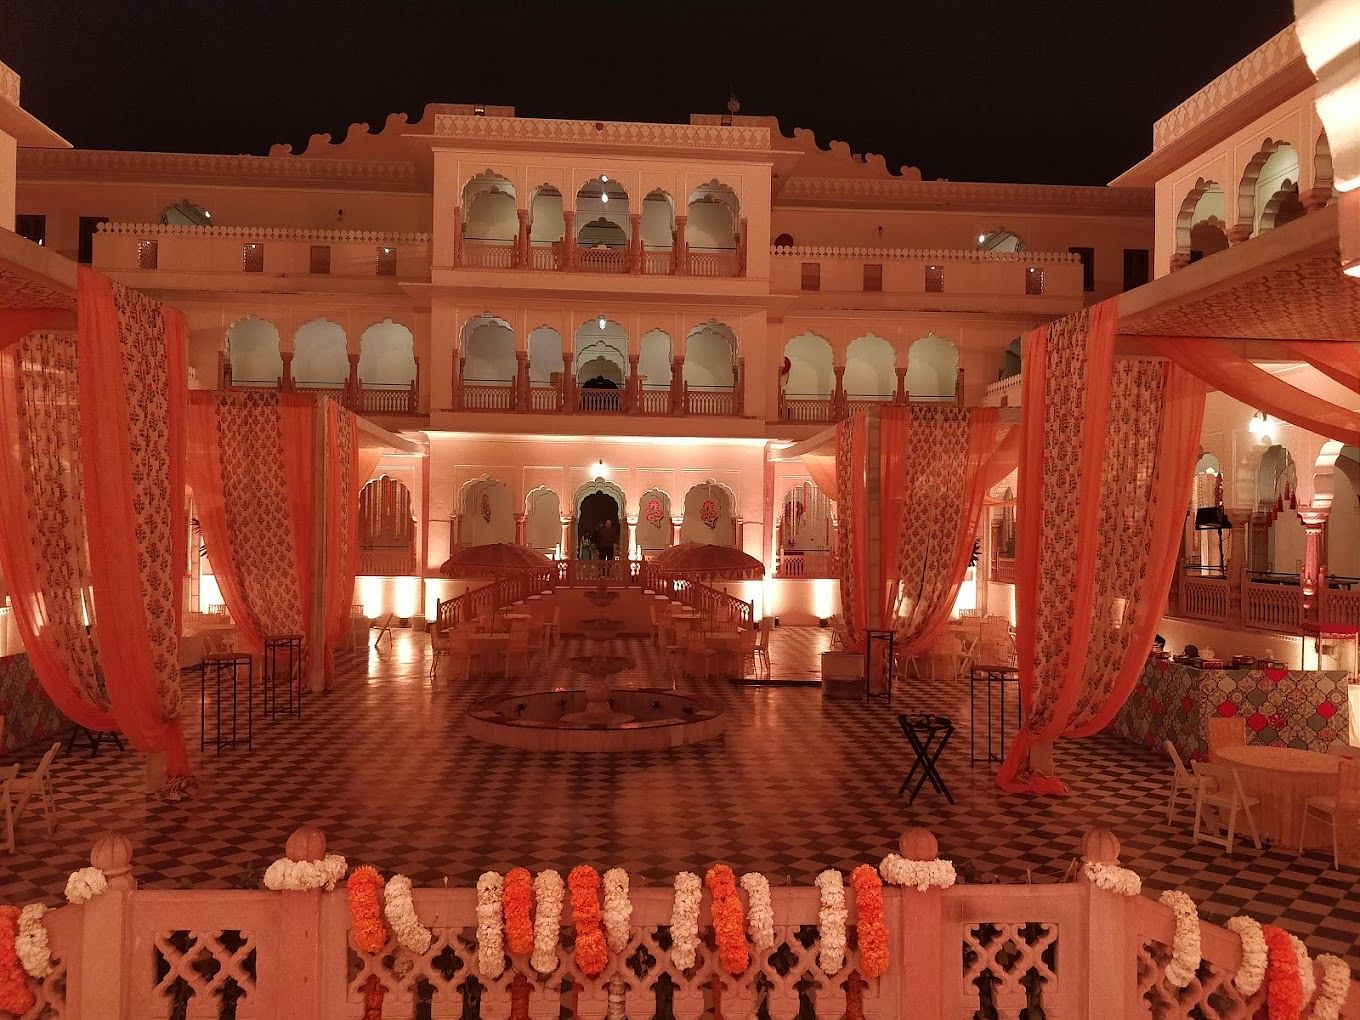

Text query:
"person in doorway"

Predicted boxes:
[[597, 518, 617, 560]]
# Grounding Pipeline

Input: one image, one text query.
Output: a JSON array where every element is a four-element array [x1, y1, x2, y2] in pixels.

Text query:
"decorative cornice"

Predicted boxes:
[[16, 148, 423, 189], [772, 244, 1080, 264], [1152, 27, 1306, 152], [433, 114, 771, 153], [775, 176, 1153, 214], [96, 222, 430, 245], [0, 61, 19, 105]]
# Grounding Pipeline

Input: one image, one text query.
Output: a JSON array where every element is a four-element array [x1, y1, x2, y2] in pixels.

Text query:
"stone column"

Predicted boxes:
[[516, 207, 530, 267], [280, 350, 295, 391], [832, 364, 846, 418], [411, 355, 421, 413], [735, 356, 746, 415], [452, 205, 463, 266], [671, 516, 683, 546], [1300, 508, 1329, 616], [561, 210, 576, 271], [894, 365, 908, 405], [628, 213, 642, 274], [737, 216, 748, 276], [673, 215, 688, 275], [627, 353, 640, 412], [514, 350, 529, 411], [735, 515, 745, 550], [1302, 187, 1332, 212], [514, 512, 527, 546], [1225, 509, 1252, 625], [454, 355, 466, 411], [347, 352, 361, 408], [671, 356, 685, 415], [562, 352, 576, 411], [623, 515, 636, 559], [562, 515, 576, 559]]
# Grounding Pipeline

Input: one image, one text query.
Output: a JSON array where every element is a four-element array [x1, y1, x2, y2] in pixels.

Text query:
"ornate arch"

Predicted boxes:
[[1174, 178, 1225, 254], [1313, 440, 1348, 512], [1236, 139, 1296, 230], [572, 476, 628, 520]]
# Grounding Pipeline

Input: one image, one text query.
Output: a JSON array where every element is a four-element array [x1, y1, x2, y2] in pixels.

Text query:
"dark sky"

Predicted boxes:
[[6, 0, 1295, 186]]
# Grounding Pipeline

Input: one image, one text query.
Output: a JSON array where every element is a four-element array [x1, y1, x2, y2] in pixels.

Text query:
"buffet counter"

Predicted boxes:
[[0, 608, 70, 755], [1109, 658, 1351, 762]]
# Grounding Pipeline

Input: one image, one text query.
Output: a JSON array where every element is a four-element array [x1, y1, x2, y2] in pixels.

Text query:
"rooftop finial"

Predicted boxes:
[[726, 89, 741, 116]]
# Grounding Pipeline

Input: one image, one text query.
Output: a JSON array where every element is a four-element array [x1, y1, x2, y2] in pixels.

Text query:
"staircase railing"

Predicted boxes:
[[638, 562, 754, 627]]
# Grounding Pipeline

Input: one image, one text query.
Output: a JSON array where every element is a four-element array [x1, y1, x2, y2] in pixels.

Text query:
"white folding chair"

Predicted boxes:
[[0, 764, 18, 854], [1191, 760, 1262, 853], [1163, 740, 1203, 823], [10, 741, 61, 839], [1299, 758, 1360, 869]]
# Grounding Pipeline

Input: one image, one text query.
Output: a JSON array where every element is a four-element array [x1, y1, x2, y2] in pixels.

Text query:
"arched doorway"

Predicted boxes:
[[357, 476, 417, 575], [575, 480, 625, 560]]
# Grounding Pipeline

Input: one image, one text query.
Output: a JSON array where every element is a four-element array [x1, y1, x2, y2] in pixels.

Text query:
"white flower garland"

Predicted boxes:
[[1081, 861, 1141, 897], [262, 853, 348, 892], [739, 872, 775, 951], [814, 869, 847, 977], [1290, 934, 1316, 1009], [669, 871, 701, 971], [1159, 890, 1201, 989], [64, 867, 108, 905], [530, 870, 564, 976], [1311, 954, 1352, 1020], [15, 904, 51, 979], [602, 867, 632, 955], [878, 853, 957, 892], [384, 874, 432, 956], [476, 871, 505, 978], [1226, 916, 1266, 998]]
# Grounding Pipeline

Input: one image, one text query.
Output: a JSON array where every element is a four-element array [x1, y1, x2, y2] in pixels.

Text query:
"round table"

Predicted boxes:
[[1213, 745, 1340, 848], [184, 621, 238, 655], [467, 633, 508, 675]]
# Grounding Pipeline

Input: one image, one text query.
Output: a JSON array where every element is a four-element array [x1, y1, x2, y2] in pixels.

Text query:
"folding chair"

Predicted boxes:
[[1299, 758, 1360, 869], [1191, 760, 1262, 853], [1163, 740, 1204, 824]]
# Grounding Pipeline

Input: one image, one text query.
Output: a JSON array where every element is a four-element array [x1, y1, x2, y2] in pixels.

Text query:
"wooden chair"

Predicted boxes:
[[0, 764, 17, 854], [1299, 758, 1360, 868], [1206, 717, 1247, 756], [1163, 740, 1204, 823], [976, 617, 1015, 667], [1191, 760, 1262, 853], [9, 741, 61, 840]]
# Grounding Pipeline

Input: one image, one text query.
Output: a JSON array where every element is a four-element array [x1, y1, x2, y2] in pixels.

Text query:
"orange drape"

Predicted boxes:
[[1283, 340, 1360, 394], [322, 408, 379, 682], [879, 407, 910, 628], [834, 414, 868, 649]]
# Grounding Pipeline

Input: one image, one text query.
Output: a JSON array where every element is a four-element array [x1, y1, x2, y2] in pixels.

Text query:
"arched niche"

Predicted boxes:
[[906, 334, 958, 400], [358, 319, 416, 388], [462, 171, 518, 242], [685, 180, 739, 250], [292, 318, 349, 387], [574, 318, 627, 383], [575, 177, 630, 244], [1175, 181, 1228, 260], [999, 337, 1022, 380], [1259, 180, 1305, 231], [641, 190, 675, 250], [573, 478, 626, 559], [683, 320, 737, 390], [1254, 445, 1304, 575], [639, 329, 673, 390], [773, 232, 795, 248], [1238, 141, 1300, 234], [1186, 452, 1226, 574], [358, 475, 416, 574], [226, 315, 282, 386], [783, 332, 833, 397], [528, 185, 565, 244], [978, 227, 1023, 252], [461, 314, 516, 383], [780, 482, 835, 551], [459, 477, 515, 547], [680, 480, 736, 547], [523, 486, 562, 553], [636, 488, 673, 551], [845, 333, 896, 398], [527, 326, 563, 385]]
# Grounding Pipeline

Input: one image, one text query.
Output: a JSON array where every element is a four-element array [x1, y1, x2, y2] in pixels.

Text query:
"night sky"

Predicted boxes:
[[6, 0, 1295, 186]]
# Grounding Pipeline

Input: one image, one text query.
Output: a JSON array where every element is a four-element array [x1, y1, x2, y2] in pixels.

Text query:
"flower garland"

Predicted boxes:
[[1081, 861, 1141, 897], [878, 853, 956, 892], [1310, 954, 1352, 1020], [64, 867, 108, 905], [1263, 925, 1302, 1020], [347, 866, 388, 955], [1290, 934, 1315, 1011], [503, 867, 535, 957], [384, 874, 432, 955], [1158, 890, 1201, 989], [850, 865, 888, 979], [815, 869, 848, 977], [15, 904, 51, 980], [263, 853, 348, 892], [1226, 916, 1267, 998], [705, 865, 749, 975], [669, 871, 701, 972], [0, 907, 34, 1017], [530, 870, 564, 976], [739, 872, 774, 951], [602, 868, 632, 956], [476, 872, 506, 978], [568, 866, 608, 978]]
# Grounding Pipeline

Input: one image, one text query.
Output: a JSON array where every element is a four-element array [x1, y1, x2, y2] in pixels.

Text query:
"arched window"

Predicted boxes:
[[293, 319, 348, 387], [358, 476, 416, 575], [1175, 181, 1228, 261], [906, 334, 957, 401], [782, 333, 834, 398], [575, 318, 627, 411], [977, 228, 1023, 253], [680, 481, 736, 547], [527, 326, 563, 385], [1328, 446, 1360, 579], [160, 200, 212, 225], [1239, 141, 1300, 235], [459, 477, 515, 548], [528, 185, 565, 244], [780, 482, 834, 551], [685, 181, 739, 251], [639, 329, 673, 390], [462, 171, 518, 242], [575, 177, 630, 247], [358, 319, 416, 388], [773, 232, 795, 248], [641, 190, 675, 250], [683, 321, 737, 390], [524, 486, 562, 553], [460, 314, 516, 383], [999, 338, 1021, 381], [845, 333, 895, 399], [226, 316, 282, 387]]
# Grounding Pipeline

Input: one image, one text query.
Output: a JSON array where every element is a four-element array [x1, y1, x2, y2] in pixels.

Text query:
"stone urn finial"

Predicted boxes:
[[286, 825, 327, 862], [898, 827, 939, 860], [91, 832, 133, 874], [1081, 828, 1122, 865]]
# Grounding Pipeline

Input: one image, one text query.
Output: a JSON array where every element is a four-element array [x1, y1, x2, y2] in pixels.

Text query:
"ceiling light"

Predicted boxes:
[[600, 175, 608, 182], [600, 192, 609, 203], [978, 233, 987, 244], [598, 316, 607, 329]]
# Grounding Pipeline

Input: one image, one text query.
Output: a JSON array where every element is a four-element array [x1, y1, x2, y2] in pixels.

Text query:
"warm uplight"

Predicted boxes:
[[594, 458, 608, 478], [950, 570, 978, 618], [199, 574, 222, 611], [395, 577, 420, 619], [812, 578, 838, 619], [359, 576, 384, 619]]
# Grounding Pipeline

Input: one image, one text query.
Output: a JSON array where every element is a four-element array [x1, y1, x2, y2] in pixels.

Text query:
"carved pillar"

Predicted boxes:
[[514, 350, 529, 411], [562, 351, 576, 412], [628, 213, 642, 274], [1300, 508, 1329, 617], [454, 355, 466, 411], [737, 216, 748, 276], [347, 352, 361, 408], [411, 355, 421, 413], [626, 353, 640, 412], [1168, 252, 1191, 273], [452, 205, 463, 266], [1225, 223, 1253, 246], [516, 207, 530, 267], [561, 210, 576, 271], [832, 364, 846, 418], [623, 515, 636, 559], [514, 513, 527, 546], [1225, 509, 1252, 626], [280, 350, 294, 391], [671, 356, 685, 415], [673, 215, 688, 275], [671, 516, 683, 546], [221, 352, 232, 389], [894, 365, 908, 405], [562, 516, 576, 559], [735, 356, 746, 415]]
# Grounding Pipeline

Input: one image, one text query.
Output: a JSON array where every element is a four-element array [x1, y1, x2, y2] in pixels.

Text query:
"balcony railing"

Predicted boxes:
[[356, 547, 418, 576], [453, 231, 745, 278], [778, 385, 961, 423], [1180, 575, 1231, 623], [685, 387, 735, 415], [461, 383, 517, 412], [227, 379, 422, 416], [775, 549, 836, 578], [578, 388, 624, 412], [463, 240, 517, 269], [577, 246, 628, 273], [527, 385, 560, 412], [638, 388, 672, 415], [453, 381, 737, 417]]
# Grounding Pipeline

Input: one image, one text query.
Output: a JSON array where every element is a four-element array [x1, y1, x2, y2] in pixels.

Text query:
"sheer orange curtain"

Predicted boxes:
[[834, 414, 868, 650], [1282, 341, 1360, 394], [879, 407, 910, 628], [322, 403, 380, 682]]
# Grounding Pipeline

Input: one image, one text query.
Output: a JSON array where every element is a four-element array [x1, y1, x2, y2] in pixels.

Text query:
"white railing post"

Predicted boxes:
[[278, 826, 327, 1020], [77, 832, 136, 1017], [1078, 829, 1135, 1019]]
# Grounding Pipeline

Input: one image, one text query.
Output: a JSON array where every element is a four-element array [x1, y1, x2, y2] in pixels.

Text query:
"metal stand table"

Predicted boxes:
[[864, 628, 895, 700], [199, 652, 253, 754], [969, 663, 1021, 764], [263, 635, 304, 721]]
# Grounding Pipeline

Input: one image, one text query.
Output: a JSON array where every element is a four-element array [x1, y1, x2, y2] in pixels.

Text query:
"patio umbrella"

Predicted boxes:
[[439, 543, 554, 578], [648, 542, 765, 581]]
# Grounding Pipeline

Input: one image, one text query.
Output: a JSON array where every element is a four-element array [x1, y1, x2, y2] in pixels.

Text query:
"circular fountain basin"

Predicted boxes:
[[467, 688, 725, 752]]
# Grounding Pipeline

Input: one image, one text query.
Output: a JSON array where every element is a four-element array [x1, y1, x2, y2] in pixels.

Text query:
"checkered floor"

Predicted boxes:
[[2, 623, 1357, 971]]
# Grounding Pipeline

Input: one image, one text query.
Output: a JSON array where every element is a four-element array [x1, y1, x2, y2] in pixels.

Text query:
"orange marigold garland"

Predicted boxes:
[[849, 865, 889, 979], [568, 865, 609, 977], [1262, 924, 1303, 1020], [504, 867, 535, 957], [705, 864, 750, 974], [348, 866, 388, 955], [0, 906, 36, 1017]]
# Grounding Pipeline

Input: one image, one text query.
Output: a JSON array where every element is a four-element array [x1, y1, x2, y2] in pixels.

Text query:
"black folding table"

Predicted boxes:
[[897, 713, 955, 804]]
